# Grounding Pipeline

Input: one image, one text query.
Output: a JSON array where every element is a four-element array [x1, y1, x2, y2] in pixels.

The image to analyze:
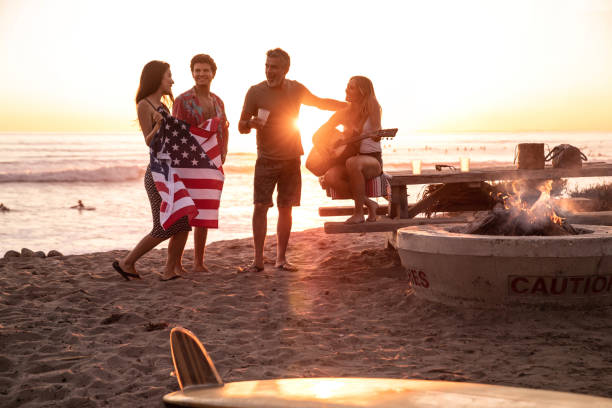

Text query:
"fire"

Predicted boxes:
[[495, 180, 565, 225], [464, 179, 578, 236]]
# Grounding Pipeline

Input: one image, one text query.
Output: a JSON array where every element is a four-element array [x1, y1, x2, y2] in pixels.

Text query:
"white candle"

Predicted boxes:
[[460, 157, 470, 172], [412, 159, 422, 175]]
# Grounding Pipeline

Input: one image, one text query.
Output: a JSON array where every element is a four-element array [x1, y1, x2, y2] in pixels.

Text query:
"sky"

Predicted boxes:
[[1, 0, 612, 137]]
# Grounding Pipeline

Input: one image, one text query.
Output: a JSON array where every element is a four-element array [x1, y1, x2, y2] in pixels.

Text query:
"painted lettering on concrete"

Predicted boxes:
[[508, 274, 612, 297], [406, 268, 429, 288]]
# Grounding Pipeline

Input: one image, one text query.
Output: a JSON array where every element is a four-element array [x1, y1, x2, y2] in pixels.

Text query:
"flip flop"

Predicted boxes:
[[112, 261, 141, 281], [237, 264, 264, 273], [159, 274, 181, 281], [275, 262, 298, 272]]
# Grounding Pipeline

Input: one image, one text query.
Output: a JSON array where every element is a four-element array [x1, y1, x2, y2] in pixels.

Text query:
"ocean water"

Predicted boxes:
[[1, 131, 610, 256]]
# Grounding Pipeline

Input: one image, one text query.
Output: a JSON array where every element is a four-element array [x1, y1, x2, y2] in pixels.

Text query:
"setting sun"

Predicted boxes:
[[297, 108, 337, 155]]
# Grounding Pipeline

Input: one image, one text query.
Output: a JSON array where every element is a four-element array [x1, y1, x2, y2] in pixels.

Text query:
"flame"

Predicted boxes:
[[493, 180, 566, 228]]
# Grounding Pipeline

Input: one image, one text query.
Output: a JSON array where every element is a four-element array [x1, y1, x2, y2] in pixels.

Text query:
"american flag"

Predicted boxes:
[[150, 109, 224, 229]]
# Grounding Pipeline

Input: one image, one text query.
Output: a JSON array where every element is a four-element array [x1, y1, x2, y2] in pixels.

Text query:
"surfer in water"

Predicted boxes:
[[71, 200, 95, 210], [70, 200, 85, 209]]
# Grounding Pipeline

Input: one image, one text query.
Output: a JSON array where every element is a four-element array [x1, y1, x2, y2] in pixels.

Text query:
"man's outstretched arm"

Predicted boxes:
[[302, 89, 347, 111]]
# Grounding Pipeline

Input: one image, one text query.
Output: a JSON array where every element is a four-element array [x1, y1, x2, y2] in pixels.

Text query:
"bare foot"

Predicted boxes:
[[365, 199, 379, 222], [237, 263, 264, 273], [192, 264, 211, 273], [344, 214, 365, 224], [175, 265, 189, 276], [275, 261, 298, 271], [160, 271, 180, 281]]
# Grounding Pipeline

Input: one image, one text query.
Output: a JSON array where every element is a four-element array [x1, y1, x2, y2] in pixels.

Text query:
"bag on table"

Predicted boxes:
[[545, 144, 587, 169]]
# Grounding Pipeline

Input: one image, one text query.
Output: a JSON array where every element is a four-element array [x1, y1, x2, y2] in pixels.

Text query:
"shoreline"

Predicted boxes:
[[1, 228, 611, 407], [2, 179, 610, 259]]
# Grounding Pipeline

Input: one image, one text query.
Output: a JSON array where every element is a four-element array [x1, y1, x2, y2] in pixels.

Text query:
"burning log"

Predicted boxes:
[[460, 180, 580, 236], [462, 207, 578, 236]]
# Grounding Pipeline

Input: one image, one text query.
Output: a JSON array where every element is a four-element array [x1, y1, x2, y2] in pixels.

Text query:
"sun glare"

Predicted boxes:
[[297, 108, 335, 155]]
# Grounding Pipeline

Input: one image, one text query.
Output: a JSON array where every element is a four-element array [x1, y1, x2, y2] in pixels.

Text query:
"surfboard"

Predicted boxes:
[[164, 327, 612, 408]]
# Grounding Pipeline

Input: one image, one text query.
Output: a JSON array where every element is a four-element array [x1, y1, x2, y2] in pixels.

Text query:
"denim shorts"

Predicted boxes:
[[254, 157, 301, 207]]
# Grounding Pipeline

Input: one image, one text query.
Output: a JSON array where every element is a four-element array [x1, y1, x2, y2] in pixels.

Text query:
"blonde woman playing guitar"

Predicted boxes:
[[313, 76, 385, 224]]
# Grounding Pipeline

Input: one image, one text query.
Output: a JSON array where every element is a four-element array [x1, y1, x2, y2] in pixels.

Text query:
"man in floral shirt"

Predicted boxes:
[[173, 53, 229, 273]]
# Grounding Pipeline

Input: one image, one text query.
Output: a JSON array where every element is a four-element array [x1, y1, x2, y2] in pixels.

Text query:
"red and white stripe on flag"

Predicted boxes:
[[151, 116, 225, 229]]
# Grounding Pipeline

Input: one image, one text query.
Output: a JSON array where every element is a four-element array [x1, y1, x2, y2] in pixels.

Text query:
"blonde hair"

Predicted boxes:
[[347, 76, 381, 131]]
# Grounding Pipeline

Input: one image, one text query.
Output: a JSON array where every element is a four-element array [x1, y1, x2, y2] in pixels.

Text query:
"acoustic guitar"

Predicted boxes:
[[306, 127, 397, 177]]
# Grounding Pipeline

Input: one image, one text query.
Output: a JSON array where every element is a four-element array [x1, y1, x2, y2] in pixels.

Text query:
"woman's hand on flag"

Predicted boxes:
[[152, 111, 163, 125]]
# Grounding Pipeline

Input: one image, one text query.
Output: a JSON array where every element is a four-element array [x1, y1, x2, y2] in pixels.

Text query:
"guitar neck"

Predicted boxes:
[[338, 129, 396, 146]]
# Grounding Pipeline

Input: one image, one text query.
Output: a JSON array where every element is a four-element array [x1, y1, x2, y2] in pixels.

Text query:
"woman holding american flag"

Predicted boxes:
[[112, 60, 191, 282]]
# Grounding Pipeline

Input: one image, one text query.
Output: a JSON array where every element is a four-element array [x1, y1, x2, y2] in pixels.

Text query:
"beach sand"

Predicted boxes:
[[1, 228, 611, 407]]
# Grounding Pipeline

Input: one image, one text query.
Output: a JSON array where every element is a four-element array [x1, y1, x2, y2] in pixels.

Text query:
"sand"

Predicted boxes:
[[1, 228, 611, 407]]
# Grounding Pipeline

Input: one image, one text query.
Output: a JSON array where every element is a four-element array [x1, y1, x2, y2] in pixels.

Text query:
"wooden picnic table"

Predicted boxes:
[[386, 162, 612, 219]]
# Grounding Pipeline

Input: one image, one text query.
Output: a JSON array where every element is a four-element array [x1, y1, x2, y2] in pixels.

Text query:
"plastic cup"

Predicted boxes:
[[257, 108, 270, 124], [412, 159, 422, 175]]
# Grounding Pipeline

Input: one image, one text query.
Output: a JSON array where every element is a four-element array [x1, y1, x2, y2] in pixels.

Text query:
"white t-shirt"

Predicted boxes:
[[359, 117, 382, 154]]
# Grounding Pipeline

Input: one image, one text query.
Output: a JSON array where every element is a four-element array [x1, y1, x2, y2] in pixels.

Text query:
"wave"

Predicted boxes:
[[0, 165, 145, 183], [0, 162, 262, 182]]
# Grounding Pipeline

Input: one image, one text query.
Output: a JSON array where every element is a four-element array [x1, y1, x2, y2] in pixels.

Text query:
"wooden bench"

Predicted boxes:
[[318, 205, 389, 217], [323, 214, 471, 234]]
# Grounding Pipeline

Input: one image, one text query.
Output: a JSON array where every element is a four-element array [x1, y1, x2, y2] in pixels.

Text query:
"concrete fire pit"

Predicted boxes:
[[397, 224, 612, 307]]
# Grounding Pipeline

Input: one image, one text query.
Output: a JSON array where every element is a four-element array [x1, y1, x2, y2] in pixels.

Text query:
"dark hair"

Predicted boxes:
[[266, 48, 290, 69], [190, 54, 217, 76], [135, 60, 173, 105]]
